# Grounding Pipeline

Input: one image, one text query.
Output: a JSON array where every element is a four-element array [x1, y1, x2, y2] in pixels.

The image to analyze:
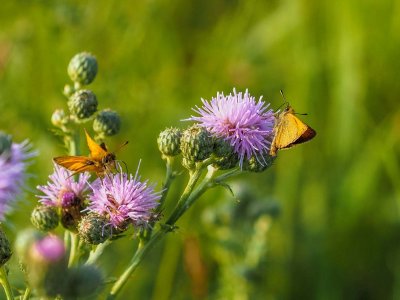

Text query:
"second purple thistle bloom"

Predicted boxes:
[[87, 169, 161, 229], [187, 89, 275, 166]]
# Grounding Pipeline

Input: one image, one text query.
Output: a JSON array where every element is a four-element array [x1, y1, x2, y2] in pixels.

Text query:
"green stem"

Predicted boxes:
[[106, 229, 166, 300], [165, 167, 203, 225], [68, 232, 79, 267], [157, 156, 175, 212], [22, 286, 31, 300], [168, 166, 218, 224], [69, 129, 80, 156], [85, 240, 111, 265], [0, 266, 13, 300]]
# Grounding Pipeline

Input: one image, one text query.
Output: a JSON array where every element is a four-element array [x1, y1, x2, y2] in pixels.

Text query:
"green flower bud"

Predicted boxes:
[[180, 125, 213, 162], [78, 213, 112, 245], [63, 265, 104, 299], [0, 132, 12, 156], [212, 138, 238, 170], [242, 152, 275, 173], [51, 109, 68, 127], [0, 229, 12, 266], [68, 90, 98, 119], [31, 205, 59, 232], [157, 127, 182, 157], [67, 52, 98, 85], [63, 84, 75, 98], [93, 109, 121, 137]]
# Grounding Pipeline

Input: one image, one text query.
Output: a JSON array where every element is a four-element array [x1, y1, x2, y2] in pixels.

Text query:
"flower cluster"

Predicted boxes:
[[35, 163, 161, 235]]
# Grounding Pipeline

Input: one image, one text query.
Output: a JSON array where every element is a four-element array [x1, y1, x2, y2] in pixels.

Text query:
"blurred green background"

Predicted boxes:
[[1, 0, 400, 299]]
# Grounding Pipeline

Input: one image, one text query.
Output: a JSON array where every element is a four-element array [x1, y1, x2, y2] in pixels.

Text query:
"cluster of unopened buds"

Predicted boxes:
[[0, 52, 315, 299]]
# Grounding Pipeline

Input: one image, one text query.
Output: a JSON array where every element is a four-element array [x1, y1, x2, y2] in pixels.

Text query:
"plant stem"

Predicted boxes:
[[168, 166, 218, 224], [165, 165, 204, 225], [157, 156, 175, 212], [85, 240, 111, 265], [22, 286, 31, 300], [0, 266, 13, 300], [68, 232, 79, 267], [106, 229, 166, 300]]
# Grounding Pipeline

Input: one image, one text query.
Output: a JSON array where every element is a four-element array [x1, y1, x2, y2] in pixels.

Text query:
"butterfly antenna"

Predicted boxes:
[[115, 141, 129, 153], [276, 90, 289, 111]]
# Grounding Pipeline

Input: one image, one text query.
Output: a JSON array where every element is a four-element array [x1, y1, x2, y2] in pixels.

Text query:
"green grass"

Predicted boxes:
[[1, 0, 399, 299]]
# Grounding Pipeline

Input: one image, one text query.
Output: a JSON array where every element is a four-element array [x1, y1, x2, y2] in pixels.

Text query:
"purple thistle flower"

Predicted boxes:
[[37, 163, 90, 208], [187, 89, 275, 166], [0, 140, 36, 219], [87, 166, 161, 229]]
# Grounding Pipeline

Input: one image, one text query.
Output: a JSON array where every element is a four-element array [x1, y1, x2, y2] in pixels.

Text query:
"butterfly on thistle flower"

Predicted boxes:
[[270, 103, 316, 156], [54, 129, 128, 176]]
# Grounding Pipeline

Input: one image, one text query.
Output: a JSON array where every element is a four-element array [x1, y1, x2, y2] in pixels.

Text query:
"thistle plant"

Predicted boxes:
[[0, 52, 304, 300]]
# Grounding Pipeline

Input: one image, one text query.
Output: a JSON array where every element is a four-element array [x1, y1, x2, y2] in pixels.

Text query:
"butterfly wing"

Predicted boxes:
[[270, 106, 316, 156], [53, 156, 98, 174], [84, 129, 108, 160], [274, 112, 309, 149]]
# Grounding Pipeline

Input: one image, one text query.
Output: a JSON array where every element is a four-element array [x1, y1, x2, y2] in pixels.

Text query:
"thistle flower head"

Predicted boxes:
[[87, 166, 161, 229], [37, 163, 90, 208], [187, 89, 275, 166], [0, 136, 36, 220]]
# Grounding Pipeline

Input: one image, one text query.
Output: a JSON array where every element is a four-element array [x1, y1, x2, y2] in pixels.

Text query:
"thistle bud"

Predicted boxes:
[[68, 90, 98, 119], [51, 109, 68, 127], [67, 52, 98, 85], [242, 152, 275, 173], [63, 84, 75, 98], [213, 138, 238, 170], [0, 131, 12, 156], [180, 125, 213, 162], [31, 205, 59, 232], [93, 109, 121, 137], [157, 127, 182, 157], [78, 213, 112, 245], [0, 228, 12, 266]]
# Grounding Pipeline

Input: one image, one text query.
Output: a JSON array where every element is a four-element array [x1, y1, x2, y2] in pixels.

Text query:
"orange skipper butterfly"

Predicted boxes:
[[54, 129, 127, 176], [270, 104, 316, 156]]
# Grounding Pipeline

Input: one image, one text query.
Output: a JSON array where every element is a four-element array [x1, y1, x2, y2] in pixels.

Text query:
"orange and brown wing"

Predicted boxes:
[[274, 112, 309, 149], [84, 129, 108, 160], [270, 106, 316, 156], [53, 156, 98, 174]]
